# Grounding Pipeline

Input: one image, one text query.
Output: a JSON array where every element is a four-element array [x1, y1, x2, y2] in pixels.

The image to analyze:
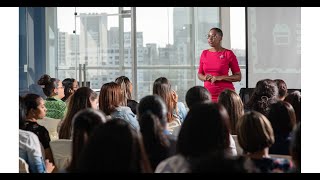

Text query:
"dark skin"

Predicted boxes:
[[198, 29, 241, 84]]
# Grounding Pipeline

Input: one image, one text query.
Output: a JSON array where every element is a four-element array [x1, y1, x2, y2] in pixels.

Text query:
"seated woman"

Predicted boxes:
[[58, 87, 99, 139], [153, 77, 186, 133], [22, 94, 54, 166], [137, 95, 176, 171], [61, 78, 79, 102], [268, 101, 296, 155], [38, 74, 66, 119], [19, 96, 54, 173], [237, 111, 294, 173], [76, 119, 152, 172], [115, 76, 139, 115], [155, 103, 237, 173], [64, 109, 107, 172], [99, 82, 139, 131], [218, 89, 244, 135]]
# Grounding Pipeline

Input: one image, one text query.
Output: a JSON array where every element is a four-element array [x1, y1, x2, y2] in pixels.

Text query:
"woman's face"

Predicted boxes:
[[207, 29, 222, 47], [72, 80, 79, 92], [34, 98, 47, 119], [56, 81, 65, 99]]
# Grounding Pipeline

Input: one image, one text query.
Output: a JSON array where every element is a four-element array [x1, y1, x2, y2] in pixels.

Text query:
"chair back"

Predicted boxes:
[[50, 139, 72, 170], [37, 117, 61, 140], [232, 135, 243, 155], [19, 157, 29, 173]]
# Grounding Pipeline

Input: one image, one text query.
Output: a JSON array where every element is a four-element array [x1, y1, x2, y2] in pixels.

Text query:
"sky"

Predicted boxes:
[[57, 7, 245, 49]]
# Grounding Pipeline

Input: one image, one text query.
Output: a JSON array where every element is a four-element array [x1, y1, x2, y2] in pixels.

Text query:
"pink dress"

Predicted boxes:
[[198, 49, 241, 102]]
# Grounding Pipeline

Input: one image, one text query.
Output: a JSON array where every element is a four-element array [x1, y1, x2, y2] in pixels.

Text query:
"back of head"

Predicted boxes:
[[247, 79, 279, 116], [284, 91, 301, 123], [59, 87, 98, 139], [268, 101, 296, 137], [99, 82, 122, 115], [137, 95, 167, 127], [68, 108, 107, 172], [237, 111, 274, 154], [218, 89, 244, 135], [185, 86, 211, 109], [77, 119, 151, 172], [37, 74, 59, 97], [62, 78, 76, 101], [115, 76, 132, 100], [290, 123, 301, 172], [274, 79, 288, 100], [177, 102, 230, 158]]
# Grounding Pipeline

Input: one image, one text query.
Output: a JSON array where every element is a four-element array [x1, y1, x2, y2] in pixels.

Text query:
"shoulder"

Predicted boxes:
[[19, 129, 41, 147], [155, 154, 190, 173], [224, 49, 236, 56]]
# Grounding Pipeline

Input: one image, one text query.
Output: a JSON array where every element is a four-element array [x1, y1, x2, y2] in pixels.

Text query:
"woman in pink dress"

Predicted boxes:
[[198, 27, 242, 102]]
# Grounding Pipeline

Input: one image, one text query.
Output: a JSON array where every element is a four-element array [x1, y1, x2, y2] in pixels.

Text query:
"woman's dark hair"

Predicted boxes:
[[59, 87, 98, 139], [137, 95, 170, 170], [77, 119, 152, 173], [218, 89, 244, 135], [19, 96, 27, 129], [67, 109, 107, 172], [99, 82, 123, 115], [290, 123, 301, 172], [185, 86, 211, 109], [23, 93, 42, 117], [61, 78, 76, 102], [246, 79, 279, 116], [153, 77, 175, 123], [284, 91, 301, 123], [274, 79, 288, 99], [268, 101, 296, 137], [209, 27, 223, 37], [177, 102, 231, 158], [37, 74, 60, 97]]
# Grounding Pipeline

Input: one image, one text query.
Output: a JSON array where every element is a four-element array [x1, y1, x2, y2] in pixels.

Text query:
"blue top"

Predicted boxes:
[[19, 129, 46, 173], [111, 106, 140, 131], [174, 102, 188, 123]]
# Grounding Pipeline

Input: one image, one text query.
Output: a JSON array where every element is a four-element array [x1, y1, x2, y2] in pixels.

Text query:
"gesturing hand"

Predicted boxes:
[[205, 74, 213, 81]]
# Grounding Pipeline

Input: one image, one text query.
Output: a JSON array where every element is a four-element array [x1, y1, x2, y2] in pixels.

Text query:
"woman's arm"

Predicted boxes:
[[210, 72, 242, 83], [198, 73, 213, 82]]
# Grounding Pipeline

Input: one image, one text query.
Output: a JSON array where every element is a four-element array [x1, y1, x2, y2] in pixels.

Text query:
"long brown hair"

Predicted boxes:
[[59, 87, 98, 139], [99, 82, 123, 115], [218, 89, 244, 135], [153, 77, 175, 123]]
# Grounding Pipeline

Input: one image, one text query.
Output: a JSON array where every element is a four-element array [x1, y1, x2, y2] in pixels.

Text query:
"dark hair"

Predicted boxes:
[[19, 96, 26, 129], [59, 87, 98, 139], [284, 91, 301, 123], [177, 103, 231, 158], [37, 74, 60, 97], [115, 76, 132, 104], [153, 77, 175, 123], [137, 95, 170, 170], [61, 78, 76, 102], [274, 79, 288, 99], [77, 119, 152, 172], [23, 93, 42, 117], [210, 27, 223, 37], [268, 101, 296, 137], [67, 109, 107, 172], [237, 111, 274, 153], [246, 79, 279, 116], [99, 82, 123, 115], [185, 86, 211, 109], [290, 123, 301, 172]]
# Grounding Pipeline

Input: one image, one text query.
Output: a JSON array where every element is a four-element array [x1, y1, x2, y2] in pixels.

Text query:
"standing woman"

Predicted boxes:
[[38, 74, 66, 119], [198, 27, 241, 102], [61, 78, 79, 102]]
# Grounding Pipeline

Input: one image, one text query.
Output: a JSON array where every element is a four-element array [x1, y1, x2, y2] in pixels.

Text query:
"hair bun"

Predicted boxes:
[[38, 74, 51, 86]]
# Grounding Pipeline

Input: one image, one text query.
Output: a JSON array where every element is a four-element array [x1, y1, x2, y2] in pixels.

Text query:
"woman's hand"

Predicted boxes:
[[45, 159, 55, 173]]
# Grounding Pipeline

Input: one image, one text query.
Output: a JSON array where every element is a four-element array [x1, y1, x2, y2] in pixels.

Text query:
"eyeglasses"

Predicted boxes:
[[56, 86, 64, 89], [206, 34, 218, 39]]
